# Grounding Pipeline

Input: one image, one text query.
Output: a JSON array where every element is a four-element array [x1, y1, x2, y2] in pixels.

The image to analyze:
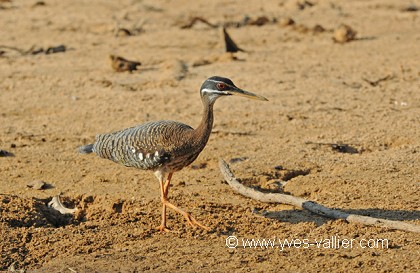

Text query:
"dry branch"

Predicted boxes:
[[362, 74, 394, 86], [219, 159, 420, 233]]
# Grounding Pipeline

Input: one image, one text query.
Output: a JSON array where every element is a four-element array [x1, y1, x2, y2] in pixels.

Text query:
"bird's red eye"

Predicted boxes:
[[217, 83, 226, 90]]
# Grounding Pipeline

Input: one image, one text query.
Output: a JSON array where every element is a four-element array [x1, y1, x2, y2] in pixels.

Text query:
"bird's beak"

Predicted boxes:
[[227, 87, 268, 101]]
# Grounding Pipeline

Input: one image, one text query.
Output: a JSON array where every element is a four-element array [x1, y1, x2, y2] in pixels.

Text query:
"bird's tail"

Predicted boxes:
[[79, 144, 94, 154]]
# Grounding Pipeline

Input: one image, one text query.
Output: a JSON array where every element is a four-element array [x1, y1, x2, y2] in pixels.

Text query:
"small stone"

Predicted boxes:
[[110, 55, 141, 72], [312, 24, 326, 33], [401, 5, 418, 12], [27, 180, 46, 190], [265, 181, 284, 192], [251, 207, 261, 214], [191, 163, 207, 170], [274, 165, 284, 171], [45, 45, 66, 54], [333, 24, 357, 43], [279, 17, 295, 27], [229, 157, 249, 164], [249, 16, 270, 26], [115, 28, 132, 37]]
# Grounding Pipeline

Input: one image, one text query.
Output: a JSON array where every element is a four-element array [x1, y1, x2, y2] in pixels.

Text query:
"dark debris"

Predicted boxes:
[[0, 149, 14, 157], [305, 141, 359, 154], [110, 55, 141, 72], [223, 27, 245, 53]]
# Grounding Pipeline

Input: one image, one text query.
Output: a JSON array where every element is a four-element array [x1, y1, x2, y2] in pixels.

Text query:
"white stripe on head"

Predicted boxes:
[[200, 88, 227, 103], [206, 79, 236, 90], [201, 88, 225, 95]]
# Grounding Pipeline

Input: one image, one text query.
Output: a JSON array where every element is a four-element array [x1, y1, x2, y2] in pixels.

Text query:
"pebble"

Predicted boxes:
[[27, 180, 46, 190], [333, 24, 357, 43]]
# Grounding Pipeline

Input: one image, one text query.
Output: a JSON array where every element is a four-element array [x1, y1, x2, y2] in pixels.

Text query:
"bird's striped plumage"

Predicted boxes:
[[91, 120, 207, 172]]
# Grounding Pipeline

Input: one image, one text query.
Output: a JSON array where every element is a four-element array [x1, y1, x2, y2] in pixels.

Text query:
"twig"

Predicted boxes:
[[0, 45, 29, 55], [219, 159, 420, 233], [362, 74, 394, 86], [212, 129, 252, 136], [180, 17, 218, 29]]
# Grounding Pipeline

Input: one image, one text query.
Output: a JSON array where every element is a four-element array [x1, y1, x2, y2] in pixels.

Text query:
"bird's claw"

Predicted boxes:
[[156, 225, 171, 232], [161, 199, 211, 231], [184, 213, 211, 231]]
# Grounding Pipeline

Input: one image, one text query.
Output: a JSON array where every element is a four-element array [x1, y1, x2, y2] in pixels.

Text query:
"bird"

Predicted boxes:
[[79, 76, 267, 232]]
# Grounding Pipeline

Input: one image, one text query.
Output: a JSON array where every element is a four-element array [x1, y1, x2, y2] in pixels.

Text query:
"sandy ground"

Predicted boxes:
[[1, 0, 419, 272]]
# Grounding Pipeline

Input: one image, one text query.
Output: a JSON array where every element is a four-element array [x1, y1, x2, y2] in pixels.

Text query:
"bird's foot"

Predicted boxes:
[[156, 225, 171, 232], [183, 213, 211, 231], [162, 200, 211, 231]]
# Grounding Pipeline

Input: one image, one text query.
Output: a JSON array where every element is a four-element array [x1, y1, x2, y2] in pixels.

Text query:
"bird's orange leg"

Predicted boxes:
[[163, 173, 173, 197], [156, 175, 170, 232], [161, 173, 210, 231]]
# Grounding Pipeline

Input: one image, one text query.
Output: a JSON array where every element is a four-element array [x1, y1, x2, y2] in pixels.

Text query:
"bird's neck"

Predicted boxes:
[[193, 98, 215, 145]]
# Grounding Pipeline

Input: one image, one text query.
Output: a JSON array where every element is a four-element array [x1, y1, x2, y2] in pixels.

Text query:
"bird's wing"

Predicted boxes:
[[93, 120, 193, 170]]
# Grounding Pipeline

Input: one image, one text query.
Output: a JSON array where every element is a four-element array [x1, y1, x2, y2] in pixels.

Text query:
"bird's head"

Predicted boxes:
[[200, 76, 268, 103]]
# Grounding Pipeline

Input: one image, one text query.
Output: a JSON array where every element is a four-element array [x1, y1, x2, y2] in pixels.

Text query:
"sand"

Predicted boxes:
[[1, 0, 419, 272]]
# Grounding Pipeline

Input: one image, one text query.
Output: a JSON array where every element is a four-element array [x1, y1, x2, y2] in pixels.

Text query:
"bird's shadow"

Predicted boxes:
[[262, 207, 420, 226]]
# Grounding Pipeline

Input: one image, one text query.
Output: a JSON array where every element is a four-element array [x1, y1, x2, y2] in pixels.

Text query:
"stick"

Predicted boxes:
[[362, 74, 394, 86], [219, 159, 420, 233], [180, 17, 218, 29]]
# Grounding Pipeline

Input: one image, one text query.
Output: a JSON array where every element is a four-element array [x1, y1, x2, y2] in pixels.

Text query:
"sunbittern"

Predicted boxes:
[[79, 76, 267, 231]]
